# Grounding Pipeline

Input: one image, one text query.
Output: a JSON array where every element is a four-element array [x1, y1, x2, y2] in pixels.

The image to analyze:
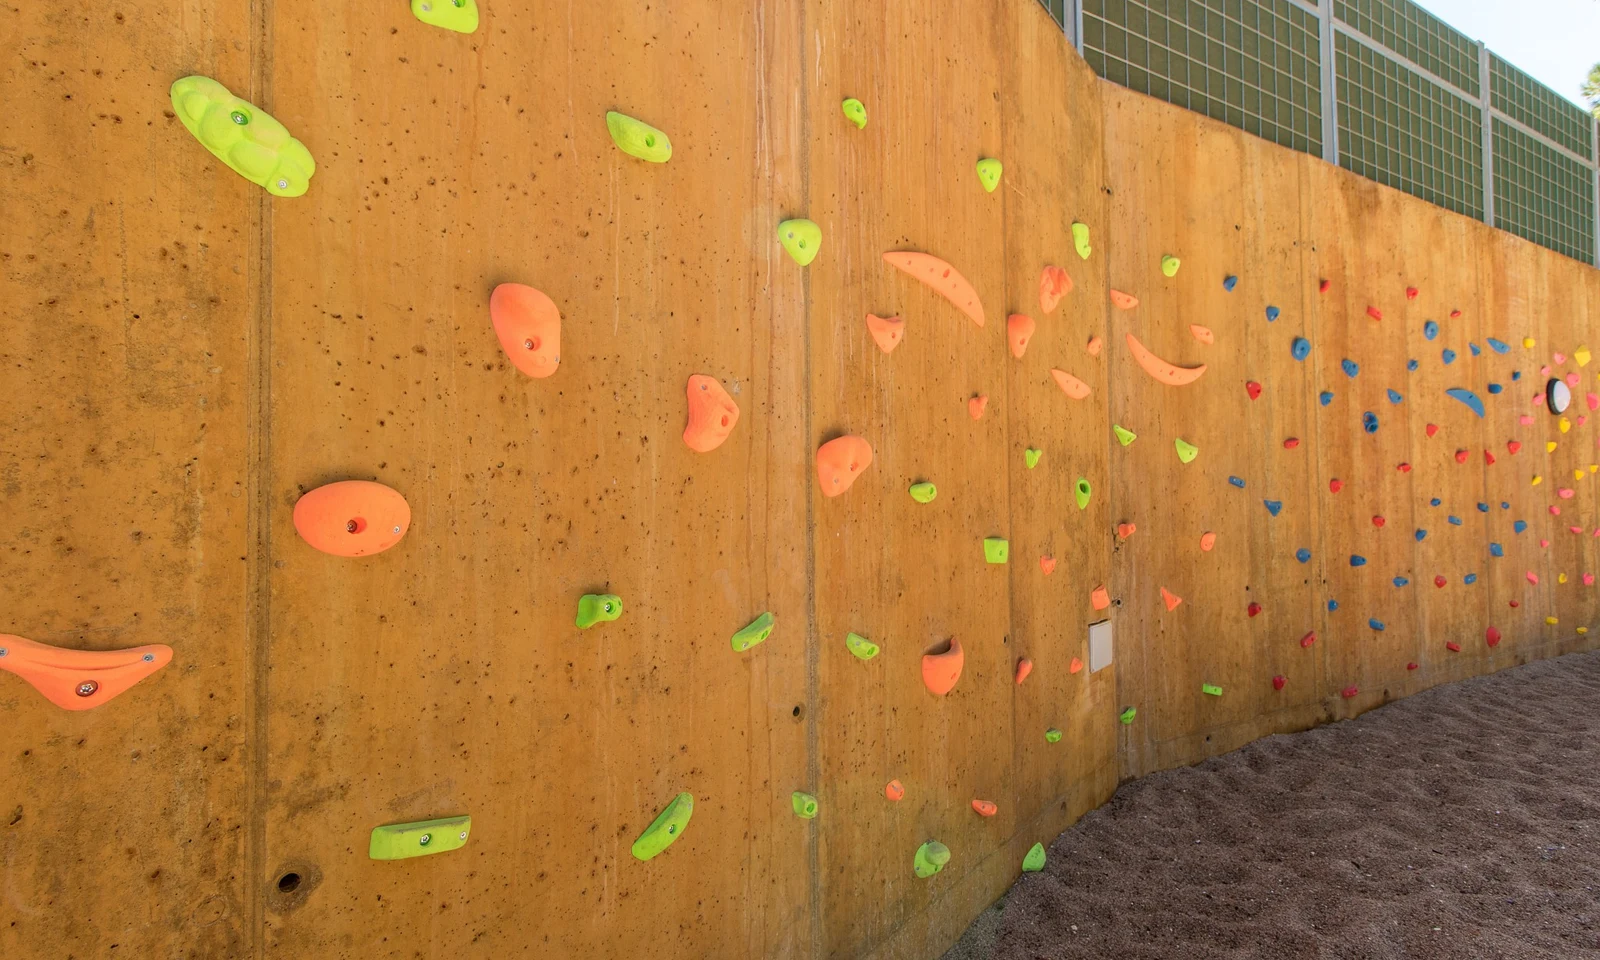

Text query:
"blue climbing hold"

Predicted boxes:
[[1501, 502, 1509, 510], [1488, 383, 1502, 394], [1441, 349, 1457, 364], [1415, 529, 1427, 541], [1469, 342, 1481, 357], [1487, 338, 1510, 354], [1265, 306, 1280, 322], [1388, 389, 1403, 404], [1448, 515, 1462, 526], [1464, 573, 1478, 585], [1223, 275, 1238, 291], [1393, 577, 1409, 587], [1511, 371, 1522, 381], [1320, 391, 1334, 406], [1291, 337, 1311, 361], [1296, 548, 1311, 563], [1408, 359, 1419, 371], [1424, 320, 1439, 340], [1446, 388, 1485, 417], [1264, 499, 1283, 516], [1514, 520, 1527, 533], [1342, 359, 1360, 378], [1362, 412, 1379, 433], [1489, 543, 1503, 557], [1350, 555, 1367, 567], [1229, 476, 1246, 488], [1476, 503, 1488, 513], [1369, 618, 1386, 631], [1430, 498, 1441, 507], [1328, 599, 1339, 611]]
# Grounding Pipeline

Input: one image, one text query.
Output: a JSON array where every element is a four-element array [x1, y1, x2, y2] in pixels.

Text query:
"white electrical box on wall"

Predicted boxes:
[[1088, 619, 1113, 673]]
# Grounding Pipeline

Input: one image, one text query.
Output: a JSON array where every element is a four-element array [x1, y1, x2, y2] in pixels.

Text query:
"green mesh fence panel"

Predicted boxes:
[[1492, 119, 1597, 263], [1489, 55, 1593, 162], [1332, 0, 1479, 97], [1037, 0, 1069, 27]]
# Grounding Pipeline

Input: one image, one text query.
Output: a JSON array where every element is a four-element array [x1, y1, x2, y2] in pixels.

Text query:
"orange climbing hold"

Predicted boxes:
[[1126, 333, 1207, 386], [1039, 265, 1072, 314], [921, 638, 964, 695], [1039, 556, 1057, 575], [293, 480, 411, 557], [0, 635, 173, 711], [885, 780, 905, 802], [683, 375, 740, 453], [866, 313, 905, 354], [1116, 522, 1136, 540], [883, 251, 985, 327], [489, 282, 561, 379], [1015, 658, 1033, 684], [1085, 336, 1103, 357], [1008, 314, 1036, 359], [1161, 587, 1183, 611], [1109, 290, 1139, 311], [1200, 531, 1216, 552], [816, 436, 874, 497], [1319, 278, 1331, 293], [971, 799, 998, 817], [1189, 325, 1214, 345], [1069, 657, 1084, 674], [1091, 585, 1110, 611], [1051, 369, 1092, 399], [968, 395, 989, 419]]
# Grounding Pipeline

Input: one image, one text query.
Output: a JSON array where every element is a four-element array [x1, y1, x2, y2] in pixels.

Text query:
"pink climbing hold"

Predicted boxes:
[[1425, 423, 1439, 438], [1519, 414, 1535, 426], [1039, 265, 1073, 314], [1039, 556, 1057, 575], [1366, 306, 1383, 321], [1486, 626, 1501, 647], [1540, 539, 1551, 547], [1551, 505, 1563, 515], [1555, 352, 1567, 365], [1007, 314, 1036, 359], [866, 313, 906, 354], [1272, 675, 1287, 690], [1573, 526, 1585, 535], [1014, 658, 1033, 684], [1189, 325, 1215, 345], [1086, 336, 1103, 356], [1245, 381, 1262, 400], [1586, 574, 1596, 586], [1161, 587, 1183, 611], [1329, 478, 1344, 493], [1341, 686, 1359, 699], [1283, 437, 1300, 449], [1300, 631, 1316, 648], [1588, 393, 1599, 411], [1247, 602, 1262, 618], [969, 395, 988, 420], [1051, 369, 1092, 399], [1200, 531, 1217, 552], [1527, 571, 1540, 585]]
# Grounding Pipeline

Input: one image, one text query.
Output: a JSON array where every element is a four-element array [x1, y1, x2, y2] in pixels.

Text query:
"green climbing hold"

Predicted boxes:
[[368, 815, 471, 861], [1072, 221, 1092, 260], [984, 538, 1010, 564], [1025, 448, 1042, 469], [1161, 255, 1181, 278], [1201, 683, 1223, 696], [791, 791, 818, 820], [411, 0, 479, 33], [576, 594, 623, 629], [630, 792, 693, 861], [1174, 438, 1199, 463], [777, 219, 822, 266], [841, 97, 867, 129], [1044, 728, 1062, 743], [1119, 707, 1136, 724], [914, 840, 951, 878], [1113, 424, 1137, 446], [909, 482, 938, 504], [732, 612, 775, 652], [1022, 842, 1046, 873], [605, 111, 672, 163], [1074, 477, 1091, 511], [975, 158, 1003, 192], [170, 76, 315, 197], [845, 632, 880, 660]]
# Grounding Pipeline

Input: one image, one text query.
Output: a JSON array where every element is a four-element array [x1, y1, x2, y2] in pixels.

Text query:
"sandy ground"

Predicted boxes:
[[944, 651, 1600, 959]]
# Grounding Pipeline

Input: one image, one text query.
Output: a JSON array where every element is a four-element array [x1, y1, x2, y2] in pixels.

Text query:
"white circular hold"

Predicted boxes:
[[1548, 378, 1571, 415]]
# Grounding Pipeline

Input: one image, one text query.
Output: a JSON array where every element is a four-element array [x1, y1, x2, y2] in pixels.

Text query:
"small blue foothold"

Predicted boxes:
[[1342, 359, 1360, 378], [1229, 476, 1246, 488], [1362, 411, 1379, 433], [1445, 388, 1486, 417], [1415, 529, 1427, 541], [1408, 359, 1419, 371], [1369, 618, 1386, 631], [1464, 573, 1478, 585], [1393, 577, 1409, 587], [1296, 548, 1311, 563], [1476, 503, 1488, 513], [1469, 342, 1481, 356], [1514, 520, 1527, 533], [1223, 275, 1238, 291], [1424, 320, 1439, 340], [1328, 599, 1339, 611], [1350, 555, 1367, 567], [1488, 383, 1503, 394], [1320, 391, 1334, 406], [1388, 389, 1403, 404], [1448, 516, 1463, 526], [1489, 543, 1503, 557], [1487, 338, 1510, 354], [1292, 337, 1311, 361], [1264, 499, 1283, 517], [1441, 349, 1457, 364], [1265, 305, 1280, 322], [1501, 502, 1509, 510], [1512, 371, 1522, 381], [1430, 498, 1441, 506]]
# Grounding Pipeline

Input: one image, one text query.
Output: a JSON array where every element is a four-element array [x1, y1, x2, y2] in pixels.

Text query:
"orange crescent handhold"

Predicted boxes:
[[1069, 656, 1083, 674], [1085, 336, 1103, 357], [489, 283, 561, 379], [0, 635, 173, 711], [1091, 585, 1110, 610], [921, 637, 964, 695], [1014, 658, 1033, 684], [866, 313, 905, 354], [1189, 324, 1214, 345], [816, 436, 873, 497], [1125, 333, 1207, 386], [293, 480, 411, 557], [968, 395, 989, 420], [971, 799, 998, 817], [1109, 289, 1139, 310], [1051, 369, 1092, 399], [882, 251, 985, 327], [1039, 265, 1073, 314], [1161, 587, 1183, 611], [1007, 314, 1036, 359], [683, 375, 740, 452]]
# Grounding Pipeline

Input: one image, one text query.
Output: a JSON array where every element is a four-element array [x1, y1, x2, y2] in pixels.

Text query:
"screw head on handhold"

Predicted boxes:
[[75, 681, 99, 698]]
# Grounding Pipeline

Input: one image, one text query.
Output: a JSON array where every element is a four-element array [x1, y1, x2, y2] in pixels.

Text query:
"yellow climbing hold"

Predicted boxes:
[[1547, 441, 1559, 452], [1580, 627, 1590, 635], [1524, 337, 1536, 349], [777, 219, 822, 266], [975, 158, 1003, 193], [1546, 616, 1559, 625], [1578, 346, 1593, 368], [1559, 573, 1569, 584], [1533, 475, 1543, 486], [1577, 470, 1587, 481], [1560, 417, 1572, 434], [1071, 222, 1091, 260], [1161, 255, 1181, 278], [412, 0, 479, 33], [170, 76, 316, 197]]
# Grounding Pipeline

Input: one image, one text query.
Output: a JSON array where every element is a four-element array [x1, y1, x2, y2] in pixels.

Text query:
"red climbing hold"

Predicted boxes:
[[1486, 626, 1501, 647], [683, 375, 741, 452], [1434, 575, 1447, 588], [1300, 631, 1316, 648], [1014, 658, 1033, 684], [1272, 675, 1287, 690], [1284, 437, 1300, 449], [1454, 449, 1469, 464], [1329, 478, 1344, 493], [968, 395, 988, 420], [1161, 587, 1183, 611], [1425, 423, 1439, 438], [1007, 314, 1036, 359], [0, 635, 173, 711], [1405, 286, 1419, 300], [1247, 602, 1262, 618], [816, 435, 874, 497], [1449, 309, 1462, 319], [1397, 462, 1412, 473], [1341, 686, 1359, 699], [1510, 600, 1520, 608], [921, 638, 964, 695], [866, 313, 905, 354], [1069, 657, 1084, 674], [1407, 662, 1419, 671], [1319, 279, 1331, 293], [1116, 523, 1137, 540], [1372, 516, 1386, 528], [1245, 381, 1262, 400], [1445, 641, 1461, 653], [1507, 440, 1522, 454], [1039, 556, 1057, 576], [1366, 306, 1383, 321], [971, 799, 998, 817], [1091, 585, 1111, 611], [1039, 265, 1073, 314]]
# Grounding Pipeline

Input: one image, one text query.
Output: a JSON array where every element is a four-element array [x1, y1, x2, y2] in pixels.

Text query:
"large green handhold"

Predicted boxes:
[[170, 76, 315, 197], [732, 612, 775, 652], [411, 0, 479, 33], [915, 840, 951, 878], [983, 538, 1010, 564], [368, 815, 471, 861], [910, 482, 938, 504], [1074, 477, 1091, 511], [631, 792, 693, 861], [605, 111, 672, 163], [845, 632, 880, 660], [576, 594, 623, 629], [975, 158, 1003, 193], [1022, 842, 1046, 872], [1072, 221, 1092, 260], [841, 98, 867, 129], [792, 791, 819, 819], [1174, 438, 1199, 463], [778, 219, 822, 266]]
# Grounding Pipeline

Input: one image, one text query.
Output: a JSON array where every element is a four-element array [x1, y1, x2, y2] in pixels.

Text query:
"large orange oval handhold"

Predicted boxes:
[[293, 480, 411, 557], [1125, 333, 1207, 386], [817, 436, 874, 497], [0, 635, 173, 711], [971, 799, 998, 817], [1039, 265, 1072, 314], [490, 282, 561, 379], [1051, 369, 1092, 399], [866, 313, 905, 354], [882, 251, 985, 327], [1007, 314, 1036, 359], [683, 375, 740, 452], [922, 637, 964, 695]]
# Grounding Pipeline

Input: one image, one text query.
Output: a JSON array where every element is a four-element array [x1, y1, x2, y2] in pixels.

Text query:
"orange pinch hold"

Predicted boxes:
[[816, 436, 874, 497], [1199, 531, 1217, 552], [1189, 325, 1215, 345], [884, 779, 905, 802], [683, 375, 740, 453], [882, 251, 985, 327], [971, 799, 998, 817], [1085, 335, 1104, 357], [1014, 658, 1033, 684], [1125, 333, 1207, 386], [1039, 265, 1073, 314], [1050, 369, 1092, 399], [921, 638, 964, 695], [293, 480, 411, 557], [1039, 556, 1057, 575], [1090, 585, 1111, 611], [1116, 522, 1136, 540], [1109, 289, 1139, 311], [968, 395, 989, 420], [1069, 656, 1083, 674], [866, 313, 905, 354], [1007, 314, 1037, 359], [489, 282, 561, 379], [0, 635, 173, 711], [1160, 587, 1183, 611]]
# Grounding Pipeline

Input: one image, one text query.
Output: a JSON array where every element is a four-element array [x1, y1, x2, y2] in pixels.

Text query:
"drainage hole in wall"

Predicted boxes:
[[277, 872, 302, 894], [792, 704, 804, 721]]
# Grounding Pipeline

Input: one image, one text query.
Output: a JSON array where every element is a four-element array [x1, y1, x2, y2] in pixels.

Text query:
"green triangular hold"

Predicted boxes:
[[732, 612, 774, 652], [841, 97, 867, 129], [777, 219, 822, 266], [1174, 438, 1199, 463], [1161, 255, 1181, 277], [1113, 424, 1137, 446], [976, 158, 1003, 193], [605, 111, 672, 163], [1074, 477, 1091, 511], [1022, 842, 1046, 873], [845, 632, 880, 660], [1024, 448, 1042, 469], [909, 482, 938, 503], [1072, 221, 1092, 260]]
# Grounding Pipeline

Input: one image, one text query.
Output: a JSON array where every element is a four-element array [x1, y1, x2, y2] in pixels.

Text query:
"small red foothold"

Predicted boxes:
[[1510, 600, 1520, 608], [1272, 675, 1286, 690], [1318, 278, 1331, 293], [1405, 286, 1419, 300], [1434, 575, 1447, 588], [1245, 381, 1262, 400], [1449, 309, 1462, 319], [1484, 451, 1496, 465], [1300, 631, 1316, 648], [968, 395, 988, 420], [1330, 478, 1344, 493], [1507, 440, 1522, 454], [1039, 556, 1057, 576], [1161, 587, 1183, 611], [1014, 658, 1033, 684], [1341, 686, 1359, 699], [1366, 306, 1383, 321], [1069, 656, 1084, 674], [1117, 522, 1136, 540], [1247, 602, 1262, 618], [1283, 437, 1300, 449], [1454, 449, 1469, 464], [1445, 641, 1461, 653], [1486, 626, 1501, 646], [1397, 462, 1412, 473], [1372, 516, 1386, 528], [1407, 662, 1419, 671]]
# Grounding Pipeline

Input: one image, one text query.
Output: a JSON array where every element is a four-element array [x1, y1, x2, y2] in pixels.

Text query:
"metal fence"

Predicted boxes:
[[1039, 0, 1600, 266]]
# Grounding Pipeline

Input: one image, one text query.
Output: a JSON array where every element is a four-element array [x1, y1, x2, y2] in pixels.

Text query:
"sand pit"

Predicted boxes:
[[945, 651, 1600, 959]]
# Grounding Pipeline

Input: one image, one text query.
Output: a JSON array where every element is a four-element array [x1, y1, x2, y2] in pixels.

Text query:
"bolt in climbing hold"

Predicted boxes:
[[369, 816, 472, 861], [840, 97, 867, 128], [0, 636, 172, 711], [866, 313, 905, 354], [885, 780, 905, 801], [605, 111, 672, 162], [975, 158, 1003, 192], [731, 612, 775, 652], [845, 632, 880, 660], [983, 538, 1010, 563], [576, 594, 623, 630], [1007, 314, 1036, 358], [921, 638, 963, 695], [1161, 255, 1181, 277], [630, 794, 692, 862], [791, 792, 818, 820], [914, 841, 951, 878], [816, 436, 873, 497], [490, 281, 564, 376], [777, 219, 822, 266], [1174, 438, 1199, 463], [683, 375, 741, 452], [1071, 222, 1092, 260], [170, 76, 316, 196], [1022, 843, 1046, 872]]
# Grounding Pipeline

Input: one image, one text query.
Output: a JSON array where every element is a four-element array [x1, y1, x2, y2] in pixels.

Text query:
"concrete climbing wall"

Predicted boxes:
[[0, 2, 1596, 959]]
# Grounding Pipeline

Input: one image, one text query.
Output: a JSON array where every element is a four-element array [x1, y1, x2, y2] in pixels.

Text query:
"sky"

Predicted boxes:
[[1416, 0, 1598, 110]]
